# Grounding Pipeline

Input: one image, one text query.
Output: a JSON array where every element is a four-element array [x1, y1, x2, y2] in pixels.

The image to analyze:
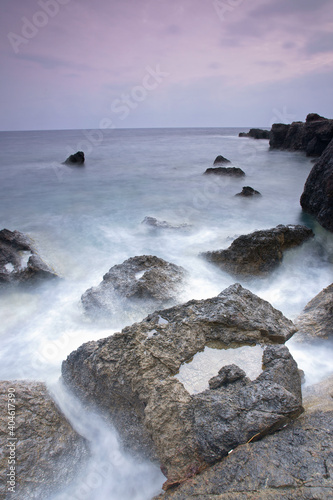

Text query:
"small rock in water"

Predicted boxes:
[[63, 151, 85, 165], [235, 186, 261, 197], [204, 167, 245, 177], [213, 155, 231, 165], [142, 216, 191, 230]]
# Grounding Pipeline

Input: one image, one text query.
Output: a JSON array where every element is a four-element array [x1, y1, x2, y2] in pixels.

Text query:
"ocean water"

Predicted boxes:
[[0, 127, 332, 499]]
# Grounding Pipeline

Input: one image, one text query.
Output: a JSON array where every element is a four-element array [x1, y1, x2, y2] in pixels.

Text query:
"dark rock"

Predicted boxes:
[[0, 228, 57, 284], [63, 151, 85, 165], [213, 155, 231, 165], [204, 167, 245, 177], [270, 114, 333, 157], [235, 186, 261, 197], [238, 128, 270, 139], [81, 255, 186, 317], [201, 224, 314, 278], [0, 381, 88, 499], [294, 283, 333, 341], [63, 283, 300, 488], [300, 138, 333, 232], [154, 376, 333, 500], [208, 364, 246, 390], [142, 217, 191, 231]]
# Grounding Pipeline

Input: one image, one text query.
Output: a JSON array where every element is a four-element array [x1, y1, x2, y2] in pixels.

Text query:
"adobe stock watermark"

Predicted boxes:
[[213, 0, 245, 23], [51, 64, 170, 182], [269, 106, 296, 127], [8, 0, 71, 54]]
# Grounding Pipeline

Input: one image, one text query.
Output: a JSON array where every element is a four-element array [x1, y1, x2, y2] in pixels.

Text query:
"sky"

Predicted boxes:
[[1, 0, 333, 131]]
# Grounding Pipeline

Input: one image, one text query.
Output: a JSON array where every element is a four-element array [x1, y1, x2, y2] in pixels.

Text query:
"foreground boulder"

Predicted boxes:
[[235, 186, 261, 197], [201, 224, 314, 278], [239, 128, 270, 139], [63, 283, 302, 489], [0, 381, 87, 499], [300, 138, 333, 232], [0, 229, 57, 285], [269, 113, 333, 157], [204, 167, 245, 177], [81, 255, 186, 317], [142, 217, 191, 231], [294, 283, 333, 341], [63, 151, 85, 165], [213, 155, 231, 165]]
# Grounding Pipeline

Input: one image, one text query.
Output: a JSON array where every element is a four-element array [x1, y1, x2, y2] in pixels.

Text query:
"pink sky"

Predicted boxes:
[[1, 0, 333, 130]]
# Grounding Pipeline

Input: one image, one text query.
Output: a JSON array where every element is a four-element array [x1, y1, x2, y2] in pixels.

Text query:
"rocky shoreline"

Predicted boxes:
[[0, 114, 332, 499]]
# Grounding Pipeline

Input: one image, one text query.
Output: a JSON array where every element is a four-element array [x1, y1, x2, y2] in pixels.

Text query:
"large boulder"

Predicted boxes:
[[204, 167, 245, 177], [300, 138, 333, 232], [201, 224, 314, 278], [63, 283, 302, 489], [0, 229, 57, 285], [63, 151, 85, 165], [81, 255, 187, 317], [269, 114, 333, 157], [154, 376, 333, 499], [0, 381, 87, 499], [239, 128, 270, 139], [294, 283, 333, 341]]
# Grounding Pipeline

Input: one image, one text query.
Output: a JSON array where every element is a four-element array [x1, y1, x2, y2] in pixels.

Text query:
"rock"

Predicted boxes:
[[213, 155, 231, 165], [294, 283, 333, 341], [300, 138, 333, 232], [235, 186, 261, 197], [63, 283, 301, 489], [81, 255, 187, 317], [204, 167, 245, 177], [63, 151, 85, 165], [238, 128, 270, 139], [142, 217, 191, 231], [154, 376, 333, 500], [0, 381, 88, 499], [201, 224, 314, 278], [0, 228, 57, 285], [269, 114, 333, 157]]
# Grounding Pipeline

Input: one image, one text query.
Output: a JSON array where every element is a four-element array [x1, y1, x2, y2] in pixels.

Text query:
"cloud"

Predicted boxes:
[[305, 31, 333, 55]]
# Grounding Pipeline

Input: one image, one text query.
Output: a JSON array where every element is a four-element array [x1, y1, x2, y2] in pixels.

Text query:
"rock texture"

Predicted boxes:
[[81, 255, 186, 317], [63, 283, 301, 489], [213, 155, 231, 165], [201, 224, 314, 278], [294, 283, 333, 341], [239, 128, 270, 139], [0, 381, 87, 499], [235, 186, 261, 197], [204, 167, 245, 177], [63, 151, 85, 165], [300, 138, 333, 232], [0, 229, 57, 285], [142, 217, 191, 231], [269, 113, 333, 157], [154, 376, 333, 500]]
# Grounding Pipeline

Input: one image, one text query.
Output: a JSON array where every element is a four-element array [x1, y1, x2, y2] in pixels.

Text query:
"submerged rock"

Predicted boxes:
[[63, 151, 85, 165], [235, 186, 261, 197], [201, 224, 314, 278], [63, 283, 301, 489], [239, 128, 270, 139], [142, 217, 191, 231], [300, 138, 333, 232], [0, 381, 88, 499], [204, 167, 245, 177], [213, 155, 231, 165], [294, 283, 333, 341], [81, 255, 186, 317], [0, 228, 57, 285]]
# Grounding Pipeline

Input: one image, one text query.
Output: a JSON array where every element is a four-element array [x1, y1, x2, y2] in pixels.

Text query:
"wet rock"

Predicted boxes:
[[294, 283, 333, 341], [81, 255, 186, 317], [300, 138, 333, 232], [0, 228, 57, 285], [155, 376, 333, 500], [0, 381, 88, 499], [201, 224, 314, 278], [238, 128, 270, 139], [204, 167, 245, 177], [63, 283, 301, 488], [235, 186, 261, 197], [213, 155, 231, 165], [269, 114, 333, 157], [63, 151, 85, 165], [142, 217, 191, 231]]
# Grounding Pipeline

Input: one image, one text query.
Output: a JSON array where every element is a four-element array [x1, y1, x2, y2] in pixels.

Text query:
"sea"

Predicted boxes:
[[0, 127, 332, 499]]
